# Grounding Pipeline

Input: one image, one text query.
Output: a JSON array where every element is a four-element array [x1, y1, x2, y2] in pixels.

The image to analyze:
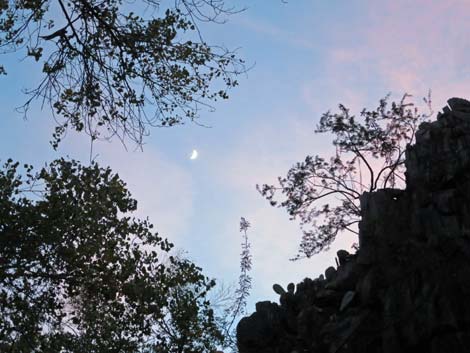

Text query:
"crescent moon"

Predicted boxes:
[[190, 149, 198, 160]]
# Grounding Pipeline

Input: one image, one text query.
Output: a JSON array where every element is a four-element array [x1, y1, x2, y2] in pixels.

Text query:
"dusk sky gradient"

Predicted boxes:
[[2, 0, 470, 312]]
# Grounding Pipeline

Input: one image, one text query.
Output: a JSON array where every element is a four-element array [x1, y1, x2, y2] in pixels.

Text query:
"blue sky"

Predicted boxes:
[[2, 0, 470, 312]]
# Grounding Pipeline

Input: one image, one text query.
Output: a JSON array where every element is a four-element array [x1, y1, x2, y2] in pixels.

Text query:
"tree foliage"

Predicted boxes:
[[0, 158, 222, 352], [0, 0, 245, 147], [258, 93, 433, 260]]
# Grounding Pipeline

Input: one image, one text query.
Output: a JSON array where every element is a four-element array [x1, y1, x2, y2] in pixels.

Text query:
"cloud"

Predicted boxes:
[[299, 0, 470, 131], [24, 0, 470, 311], [115, 158, 193, 242], [368, 0, 470, 108], [85, 141, 195, 244], [207, 112, 359, 310], [233, 15, 316, 50], [211, 0, 470, 302]]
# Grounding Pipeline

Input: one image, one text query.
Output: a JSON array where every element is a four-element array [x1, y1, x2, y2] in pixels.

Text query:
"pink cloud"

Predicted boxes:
[[362, 0, 470, 94], [301, 0, 470, 127]]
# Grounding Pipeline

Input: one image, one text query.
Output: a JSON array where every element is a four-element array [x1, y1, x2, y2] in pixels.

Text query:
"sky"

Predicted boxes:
[[2, 0, 470, 314]]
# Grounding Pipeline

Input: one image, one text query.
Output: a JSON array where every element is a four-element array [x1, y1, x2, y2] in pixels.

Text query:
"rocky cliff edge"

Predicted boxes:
[[236, 98, 470, 353]]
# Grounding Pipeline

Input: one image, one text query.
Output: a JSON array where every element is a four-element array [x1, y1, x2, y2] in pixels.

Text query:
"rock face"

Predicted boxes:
[[237, 98, 470, 353]]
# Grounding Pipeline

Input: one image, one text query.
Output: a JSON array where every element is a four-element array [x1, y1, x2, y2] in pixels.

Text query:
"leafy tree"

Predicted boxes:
[[258, 93, 433, 260], [0, 0, 245, 147], [0, 158, 222, 352]]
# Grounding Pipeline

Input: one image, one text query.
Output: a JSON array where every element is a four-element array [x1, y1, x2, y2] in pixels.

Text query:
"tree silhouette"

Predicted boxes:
[[204, 217, 252, 352], [0, 158, 222, 352], [258, 93, 433, 260], [0, 0, 245, 147]]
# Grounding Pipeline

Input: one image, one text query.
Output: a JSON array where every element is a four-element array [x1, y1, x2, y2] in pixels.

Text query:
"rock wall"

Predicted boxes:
[[236, 98, 470, 353]]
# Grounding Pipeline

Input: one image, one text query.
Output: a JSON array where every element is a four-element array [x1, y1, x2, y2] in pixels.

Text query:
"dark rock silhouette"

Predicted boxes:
[[237, 98, 470, 353]]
